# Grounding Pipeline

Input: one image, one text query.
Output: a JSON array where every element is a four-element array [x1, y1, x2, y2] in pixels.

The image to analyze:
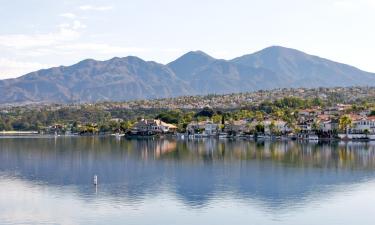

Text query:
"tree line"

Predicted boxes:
[[0, 97, 373, 134]]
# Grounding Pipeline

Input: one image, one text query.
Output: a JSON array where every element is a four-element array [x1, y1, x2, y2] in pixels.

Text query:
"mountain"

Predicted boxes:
[[231, 46, 375, 87], [0, 46, 374, 104], [0, 56, 190, 104]]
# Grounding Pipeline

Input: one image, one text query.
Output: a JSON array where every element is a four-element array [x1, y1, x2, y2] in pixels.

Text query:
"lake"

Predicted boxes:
[[1, 137, 375, 225]]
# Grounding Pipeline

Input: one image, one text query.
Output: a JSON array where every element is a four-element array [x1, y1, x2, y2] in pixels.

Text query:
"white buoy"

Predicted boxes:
[[93, 175, 98, 185]]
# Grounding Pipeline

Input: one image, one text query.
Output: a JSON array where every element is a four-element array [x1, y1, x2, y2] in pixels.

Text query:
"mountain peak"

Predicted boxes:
[[167, 50, 216, 79], [169, 50, 215, 64], [185, 50, 213, 57], [75, 58, 97, 66], [253, 46, 307, 57], [231, 45, 312, 69]]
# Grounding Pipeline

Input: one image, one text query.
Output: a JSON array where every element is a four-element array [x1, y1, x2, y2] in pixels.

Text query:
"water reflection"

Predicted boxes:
[[1, 137, 375, 210]]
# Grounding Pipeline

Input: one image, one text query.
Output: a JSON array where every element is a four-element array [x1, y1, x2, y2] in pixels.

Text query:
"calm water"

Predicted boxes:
[[1, 137, 375, 225]]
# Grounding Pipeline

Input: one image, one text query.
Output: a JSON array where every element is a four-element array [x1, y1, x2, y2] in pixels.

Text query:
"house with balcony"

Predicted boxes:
[[263, 120, 291, 135], [350, 116, 375, 134], [186, 120, 220, 136], [224, 119, 249, 135], [131, 119, 177, 135]]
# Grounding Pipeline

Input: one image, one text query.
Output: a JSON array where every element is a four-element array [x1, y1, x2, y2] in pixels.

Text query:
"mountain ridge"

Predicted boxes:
[[1, 46, 374, 105]]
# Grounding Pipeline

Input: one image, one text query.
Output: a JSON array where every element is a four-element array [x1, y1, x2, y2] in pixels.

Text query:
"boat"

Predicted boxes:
[[304, 134, 319, 140], [256, 135, 271, 140], [218, 132, 230, 139], [111, 133, 125, 137], [193, 133, 208, 138]]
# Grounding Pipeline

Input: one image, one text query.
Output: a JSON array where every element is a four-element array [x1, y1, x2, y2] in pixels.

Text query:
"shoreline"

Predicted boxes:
[[1, 132, 375, 142]]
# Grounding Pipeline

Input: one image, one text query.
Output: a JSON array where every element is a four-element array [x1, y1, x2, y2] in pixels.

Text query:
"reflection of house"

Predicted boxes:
[[131, 119, 177, 135], [154, 140, 177, 158]]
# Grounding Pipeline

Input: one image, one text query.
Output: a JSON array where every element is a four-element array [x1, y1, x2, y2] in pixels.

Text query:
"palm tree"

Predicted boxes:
[[312, 121, 319, 131], [339, 115, 352, 135], [269, 121, 276, 135]]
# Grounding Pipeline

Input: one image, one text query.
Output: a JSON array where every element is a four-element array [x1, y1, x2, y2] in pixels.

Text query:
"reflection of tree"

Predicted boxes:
[[2, 138, 375, 170], [154, 140, 375, 170]]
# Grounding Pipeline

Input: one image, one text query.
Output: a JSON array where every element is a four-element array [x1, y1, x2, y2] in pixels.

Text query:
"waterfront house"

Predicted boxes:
[[297, 120, 313, 132], [186, 121, 206, 134], [323, 104, 351, 115], [359, 110, 371, 117], [204, 121, 220, 136], [263, 120, 291, 135], [45, 123, 66, 134], [131, 119, 177, 135], [316, 114, 338, 132], [224, 119, 249, 135], [186, 120, 220, 136], [298, 108, 321, 119], [110, 118, 124, 123], [350, 116, 375, 134]]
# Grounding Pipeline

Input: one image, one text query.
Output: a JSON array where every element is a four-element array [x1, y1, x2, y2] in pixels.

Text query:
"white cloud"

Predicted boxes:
[[0, 20, 86, 49], [0, 58, 53, 79], [334, 0, 355, 8], [72, 20, 86, 29], [54, 43, 147, 55], [365, 0, 375, 8], [0, 28, 80, 49], [333, 0, 375, 11], [58, 20, 86, 30], [1, 32, 74, 49], [59, 13, 76, 19], [79, 5, 113, 11]]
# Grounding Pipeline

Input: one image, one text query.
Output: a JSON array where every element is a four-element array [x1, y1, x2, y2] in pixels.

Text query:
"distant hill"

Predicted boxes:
[[1, 46, 374, 104]]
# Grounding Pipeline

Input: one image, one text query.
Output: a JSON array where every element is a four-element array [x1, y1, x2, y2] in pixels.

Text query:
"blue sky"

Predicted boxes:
[[1, 0, 375, 78]]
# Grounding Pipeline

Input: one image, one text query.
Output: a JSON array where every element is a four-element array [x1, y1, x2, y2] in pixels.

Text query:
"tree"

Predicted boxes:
[[156, 110, 181, 124], [255, 123, 265, 134], [247, 122, 256, 134], [311, 122, 319, 131], [269, 121, 276, 135], [211, 114, 221, 124], [339, 115, 352, 134], [255, 111, 264, 121], [0, 117, 5, 131], [364, 129, 370, 138], [272, 109, 284, 119], [195, 107, 214, 118], [120, 121, 133, 132]]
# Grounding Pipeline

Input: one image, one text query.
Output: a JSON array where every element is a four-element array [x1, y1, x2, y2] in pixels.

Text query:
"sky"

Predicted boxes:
[[0, 0, 375, 79]]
